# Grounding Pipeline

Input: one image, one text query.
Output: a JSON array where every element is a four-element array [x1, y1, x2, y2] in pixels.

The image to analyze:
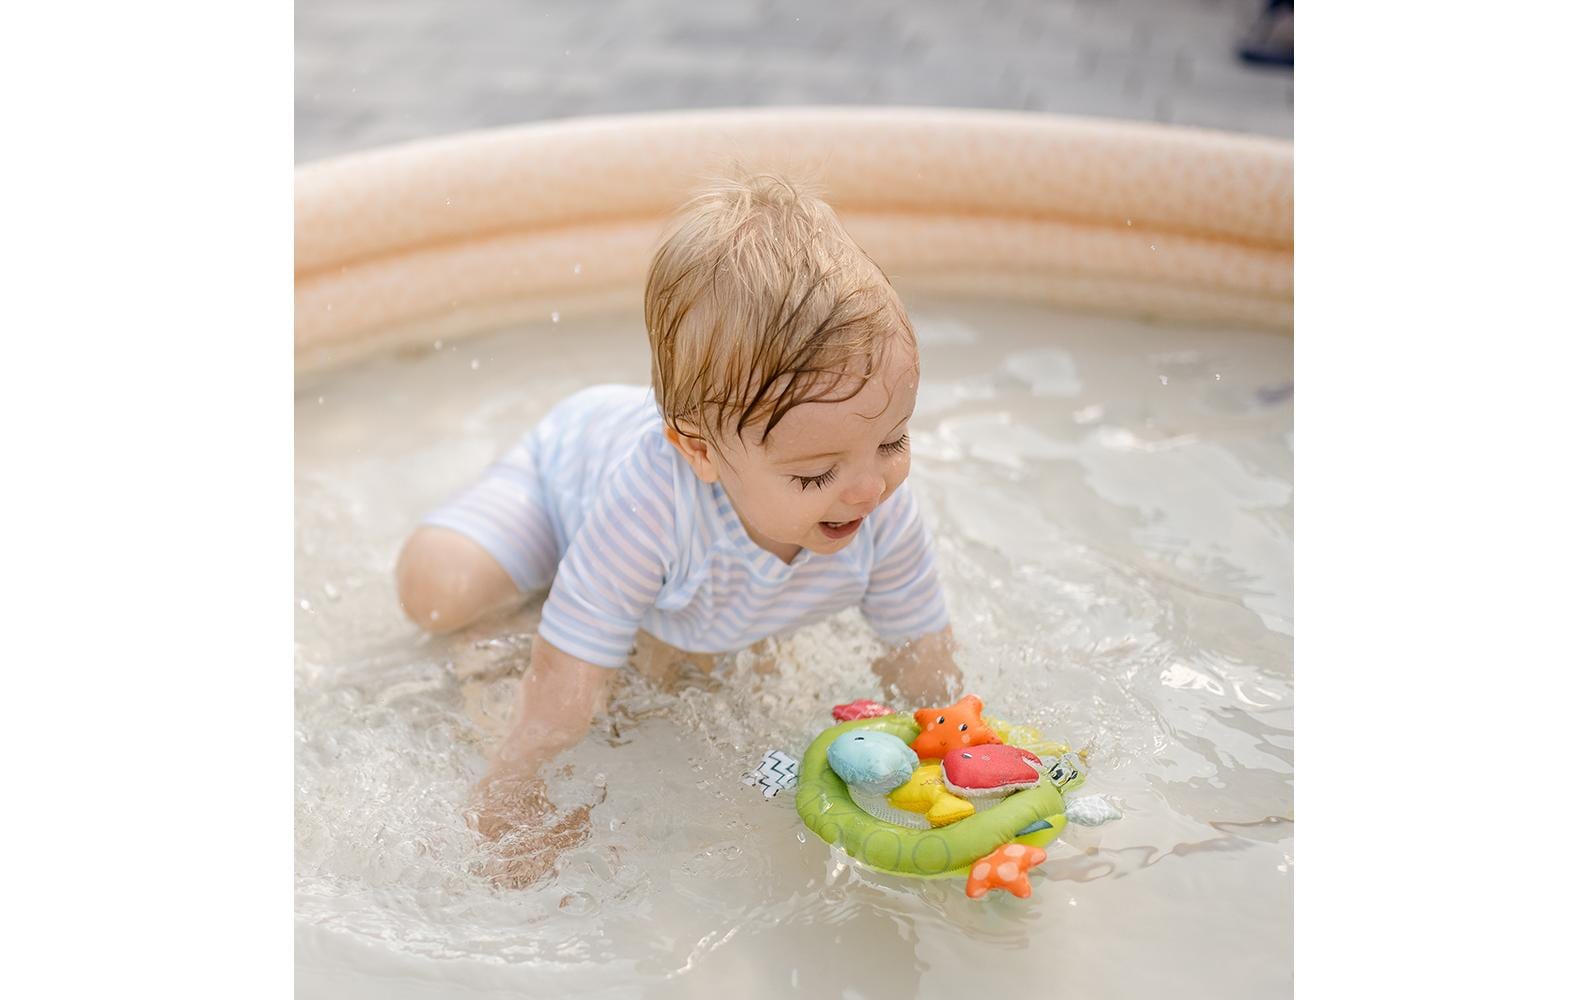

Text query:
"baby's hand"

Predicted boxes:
[[465, 635, 613, 887], [872, 627, 963, 705], [468, 767, 595, 889]]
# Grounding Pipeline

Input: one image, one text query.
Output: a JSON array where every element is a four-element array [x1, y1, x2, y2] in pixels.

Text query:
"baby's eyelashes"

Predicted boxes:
[[789, 435, 908, 491], [793, 469, 838, 490]]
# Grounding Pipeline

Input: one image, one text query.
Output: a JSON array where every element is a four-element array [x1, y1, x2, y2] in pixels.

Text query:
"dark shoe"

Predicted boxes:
[[1239, 0, 1294, 67]]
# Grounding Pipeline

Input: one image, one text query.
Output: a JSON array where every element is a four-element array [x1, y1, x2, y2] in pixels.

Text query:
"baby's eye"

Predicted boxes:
[[791, 469, 837, 491], [879, 433, 910, 455]]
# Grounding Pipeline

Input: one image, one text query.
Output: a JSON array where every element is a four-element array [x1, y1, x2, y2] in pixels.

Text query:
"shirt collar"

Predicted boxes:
[[711, 483, 812, 580]]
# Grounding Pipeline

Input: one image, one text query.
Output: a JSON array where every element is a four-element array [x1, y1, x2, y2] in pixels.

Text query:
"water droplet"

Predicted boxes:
[[470, 358, 480, 370], [444, 197, 451, 207], [1214, 373, 1222, 381], [572, 263, 582, 275], [298, 598, 312, 612], [1073, 403, 1105, 424], [429, 610, 440, 622], [1158, 375, 1169, 386], [433, 339, 444, 351], [1149, 243, 1158, 251], [1125, 218, 1133, 226], [316, 396, 324, 405], [323, 582, 340, 601], [551, 311, 560, 323]]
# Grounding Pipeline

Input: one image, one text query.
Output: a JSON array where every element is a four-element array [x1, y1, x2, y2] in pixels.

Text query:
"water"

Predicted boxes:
[[295, 297, 1293, 998]]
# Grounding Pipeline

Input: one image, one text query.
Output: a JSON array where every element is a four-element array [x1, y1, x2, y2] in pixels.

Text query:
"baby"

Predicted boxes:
[[394, 174, 961, 866]]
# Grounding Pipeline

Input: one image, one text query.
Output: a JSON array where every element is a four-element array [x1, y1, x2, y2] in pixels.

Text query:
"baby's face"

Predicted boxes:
[[708, 335, 920, 562]]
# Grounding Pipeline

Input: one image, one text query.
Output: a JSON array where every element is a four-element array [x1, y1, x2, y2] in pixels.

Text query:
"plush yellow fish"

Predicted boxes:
[[887, 763, 976, 827]]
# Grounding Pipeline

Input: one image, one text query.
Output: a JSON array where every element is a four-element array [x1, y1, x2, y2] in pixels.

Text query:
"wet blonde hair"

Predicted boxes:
[[644, 173, 913, 447]]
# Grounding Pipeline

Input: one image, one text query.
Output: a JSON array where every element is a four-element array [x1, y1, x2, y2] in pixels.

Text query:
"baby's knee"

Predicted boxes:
[[395, 526, 519, 633]]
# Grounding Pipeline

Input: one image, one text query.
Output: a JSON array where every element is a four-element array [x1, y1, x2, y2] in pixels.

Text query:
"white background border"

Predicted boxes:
[[6, 3, 1586, 997]]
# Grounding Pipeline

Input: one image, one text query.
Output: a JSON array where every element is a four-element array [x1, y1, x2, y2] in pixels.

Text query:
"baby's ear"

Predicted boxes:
[[665, 424, 719, 484]]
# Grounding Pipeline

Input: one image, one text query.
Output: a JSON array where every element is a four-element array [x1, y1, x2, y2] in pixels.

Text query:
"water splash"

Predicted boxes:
[[295, 298, 1292, 996]]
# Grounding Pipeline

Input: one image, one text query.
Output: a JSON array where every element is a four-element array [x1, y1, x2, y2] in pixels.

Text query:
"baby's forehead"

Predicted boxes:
[[756, 347, 920, 452]]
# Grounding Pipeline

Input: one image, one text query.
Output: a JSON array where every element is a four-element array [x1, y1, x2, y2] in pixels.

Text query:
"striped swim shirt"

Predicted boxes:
[[422, 384, 951, 668]]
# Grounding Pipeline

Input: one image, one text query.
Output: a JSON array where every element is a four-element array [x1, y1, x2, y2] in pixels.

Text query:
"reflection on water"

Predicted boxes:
[[295, 297, 1293, 999]]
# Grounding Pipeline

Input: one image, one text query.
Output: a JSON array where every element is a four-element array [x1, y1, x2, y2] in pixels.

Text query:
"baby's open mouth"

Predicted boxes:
[[819, 518, 862, 540]]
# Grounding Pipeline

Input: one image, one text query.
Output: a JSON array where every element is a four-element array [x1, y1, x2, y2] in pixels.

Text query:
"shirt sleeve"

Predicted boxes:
[[536, 440, 677, 668], [420, 435, 560, 594], [860, 482, 952, 643]]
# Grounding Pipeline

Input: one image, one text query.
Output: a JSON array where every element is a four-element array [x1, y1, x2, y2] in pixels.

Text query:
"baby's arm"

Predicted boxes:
[[469, 636, 613, 887], [871, 626, 962, 704], [396, 526, 523, 633], [472, 637, 612, 827], [467, 435, 676, 878], [861, 482, 959, 703]]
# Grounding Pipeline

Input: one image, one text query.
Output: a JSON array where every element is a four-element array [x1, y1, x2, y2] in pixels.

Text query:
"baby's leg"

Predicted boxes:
[[396, 434, 560, 633], [396, 526, 522, 633]]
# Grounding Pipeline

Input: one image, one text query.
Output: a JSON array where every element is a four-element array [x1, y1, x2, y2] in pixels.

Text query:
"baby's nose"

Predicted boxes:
[[842, 473, 886, 507]]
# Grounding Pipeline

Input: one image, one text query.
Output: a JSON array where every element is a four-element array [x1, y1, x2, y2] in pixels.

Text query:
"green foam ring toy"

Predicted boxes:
[[795, 713, 1080, 878]]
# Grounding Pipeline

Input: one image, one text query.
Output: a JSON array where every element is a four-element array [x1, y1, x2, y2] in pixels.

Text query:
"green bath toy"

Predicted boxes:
[[795, 713, 1082, 880]]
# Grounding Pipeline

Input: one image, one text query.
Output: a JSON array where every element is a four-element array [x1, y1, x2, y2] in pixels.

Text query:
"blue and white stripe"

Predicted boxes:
[[423, 384, 950, 668]]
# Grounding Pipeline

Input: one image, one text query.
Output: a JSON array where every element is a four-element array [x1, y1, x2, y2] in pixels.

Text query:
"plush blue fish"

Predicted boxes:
[[825, 730, 918, 794]]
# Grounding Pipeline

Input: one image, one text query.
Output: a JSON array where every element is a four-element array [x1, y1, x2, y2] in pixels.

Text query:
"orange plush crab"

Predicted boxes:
[[910, 695, 1001, 759]]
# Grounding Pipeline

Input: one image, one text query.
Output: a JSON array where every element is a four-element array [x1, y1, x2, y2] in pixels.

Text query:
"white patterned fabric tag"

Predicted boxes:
[[744, 750, 800, 799], [1065, 794, 1123, 826]]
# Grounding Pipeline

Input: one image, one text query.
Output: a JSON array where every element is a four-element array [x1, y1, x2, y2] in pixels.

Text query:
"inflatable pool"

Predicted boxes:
[[294, 106, 1292, 996], [295, 107, 1291, 374]]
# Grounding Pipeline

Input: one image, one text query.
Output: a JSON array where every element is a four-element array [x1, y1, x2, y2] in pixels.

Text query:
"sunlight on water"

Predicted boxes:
[[295, 297, 1293, 999]]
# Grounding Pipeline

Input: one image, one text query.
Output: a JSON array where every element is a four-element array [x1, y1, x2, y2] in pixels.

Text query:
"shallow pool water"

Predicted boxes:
[[295, 297, 1293, 999]]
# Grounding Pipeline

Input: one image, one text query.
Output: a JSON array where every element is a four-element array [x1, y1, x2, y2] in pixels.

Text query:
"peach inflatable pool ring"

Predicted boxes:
[[910, 695, 1000, 758]]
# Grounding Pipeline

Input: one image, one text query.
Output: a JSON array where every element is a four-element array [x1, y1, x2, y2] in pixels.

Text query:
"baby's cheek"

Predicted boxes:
[[882, 466, 909, 504]]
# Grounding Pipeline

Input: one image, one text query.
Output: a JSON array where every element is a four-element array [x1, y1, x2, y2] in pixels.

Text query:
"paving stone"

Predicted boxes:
[[295, 0, 1291, 161], [1168, 89, 1293, 137]]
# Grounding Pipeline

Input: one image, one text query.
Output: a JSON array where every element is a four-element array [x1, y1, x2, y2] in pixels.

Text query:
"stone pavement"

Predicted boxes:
[[296, 0, 1291, 163]]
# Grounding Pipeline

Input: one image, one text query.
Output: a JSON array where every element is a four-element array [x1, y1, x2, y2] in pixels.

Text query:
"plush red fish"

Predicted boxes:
[[910, 695, 1000, 759], [940, 744, 1044, 799], [831, 699, 893, 722]]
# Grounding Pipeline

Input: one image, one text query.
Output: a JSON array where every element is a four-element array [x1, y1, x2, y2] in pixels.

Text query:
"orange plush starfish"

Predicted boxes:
[[965, 843, 1047, 899], [910, 695, 1000, 759]]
